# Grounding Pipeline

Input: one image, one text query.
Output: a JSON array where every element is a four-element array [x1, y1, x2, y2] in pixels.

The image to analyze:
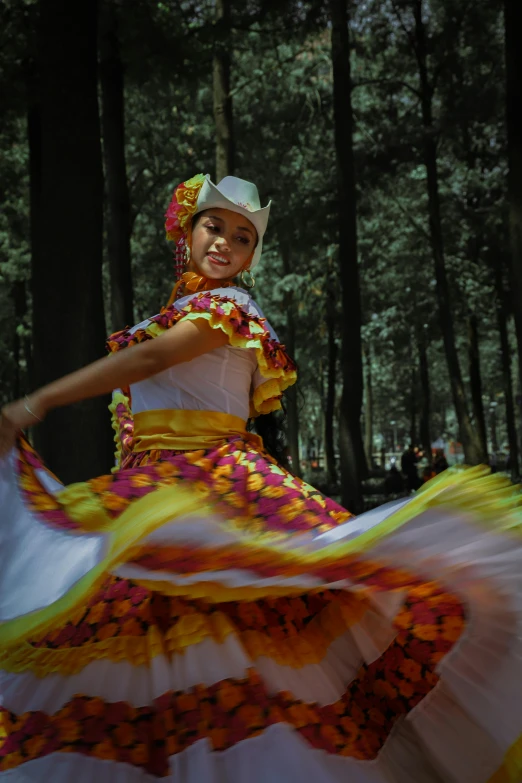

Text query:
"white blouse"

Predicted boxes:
[[128, 287, 279, 422]]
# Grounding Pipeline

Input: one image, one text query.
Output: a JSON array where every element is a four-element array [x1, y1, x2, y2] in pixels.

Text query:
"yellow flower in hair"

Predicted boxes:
[[183, 173, 206, 190], [165, 173, 206, 240], [176, 173, 206, 231]]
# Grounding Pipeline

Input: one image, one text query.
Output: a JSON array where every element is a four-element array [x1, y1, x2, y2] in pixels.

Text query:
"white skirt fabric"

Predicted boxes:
[[1, 436, 522, 783]]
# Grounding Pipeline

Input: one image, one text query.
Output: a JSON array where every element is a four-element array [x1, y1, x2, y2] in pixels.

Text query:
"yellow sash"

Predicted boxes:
[[132, 408, 260, 452]]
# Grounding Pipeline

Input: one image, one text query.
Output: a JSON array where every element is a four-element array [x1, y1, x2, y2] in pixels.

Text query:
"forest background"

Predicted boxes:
[[1, 0, 521, 513]]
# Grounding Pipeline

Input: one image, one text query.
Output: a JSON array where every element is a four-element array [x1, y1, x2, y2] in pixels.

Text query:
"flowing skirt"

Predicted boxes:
[[1, 435, 521, 782]]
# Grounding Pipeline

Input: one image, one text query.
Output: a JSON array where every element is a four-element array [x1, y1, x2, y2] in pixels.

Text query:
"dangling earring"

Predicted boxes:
[[173, 236, 188, 281], [240, 268, 255, 290], [167, 235, 191, 307]]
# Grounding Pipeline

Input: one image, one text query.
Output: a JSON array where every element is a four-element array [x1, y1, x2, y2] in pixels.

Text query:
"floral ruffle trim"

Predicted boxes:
[[108, 390, 134, 472], [2, 589, 372, 677], [106, 293, 297, 416]]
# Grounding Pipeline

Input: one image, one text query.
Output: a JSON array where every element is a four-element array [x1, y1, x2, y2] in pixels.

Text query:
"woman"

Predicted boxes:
[[1, 173, 521, 782]]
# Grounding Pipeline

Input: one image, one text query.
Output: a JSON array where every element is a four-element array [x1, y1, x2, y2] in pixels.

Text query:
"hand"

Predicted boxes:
[[0, 395, 46, 458]]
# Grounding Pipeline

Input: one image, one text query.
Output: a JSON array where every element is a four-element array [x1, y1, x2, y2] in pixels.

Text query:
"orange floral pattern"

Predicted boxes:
[[17, 438, 78, 530], [0, 584, 466, 775], [17, 435, 352, 537], [22, 581, 367, 673]]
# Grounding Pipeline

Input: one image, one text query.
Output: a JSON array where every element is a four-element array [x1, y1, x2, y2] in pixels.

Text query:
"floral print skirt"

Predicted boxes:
[[0, 436, 521, 782]]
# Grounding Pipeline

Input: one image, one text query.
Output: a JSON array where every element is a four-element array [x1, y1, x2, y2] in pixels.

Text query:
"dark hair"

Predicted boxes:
[[249, 408, 288, 468]]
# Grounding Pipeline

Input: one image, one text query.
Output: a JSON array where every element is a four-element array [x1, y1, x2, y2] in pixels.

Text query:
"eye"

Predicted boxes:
[[206, 223, 220, 233], [236, 235, 251, 245]]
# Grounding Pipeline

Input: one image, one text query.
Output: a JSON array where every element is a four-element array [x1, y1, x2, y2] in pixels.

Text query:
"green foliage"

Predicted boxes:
[[0, 0, 513, 458]]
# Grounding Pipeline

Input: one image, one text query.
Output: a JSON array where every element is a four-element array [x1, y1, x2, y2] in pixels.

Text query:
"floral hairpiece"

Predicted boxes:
[[165, 173, 206, 243]]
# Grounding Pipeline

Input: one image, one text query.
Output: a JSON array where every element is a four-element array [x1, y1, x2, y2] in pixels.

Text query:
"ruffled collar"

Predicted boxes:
[[166, 271, 233, 307]]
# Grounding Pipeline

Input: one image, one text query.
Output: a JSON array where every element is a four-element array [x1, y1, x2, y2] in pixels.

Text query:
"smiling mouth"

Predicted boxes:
[[207, 253, 230, 267]]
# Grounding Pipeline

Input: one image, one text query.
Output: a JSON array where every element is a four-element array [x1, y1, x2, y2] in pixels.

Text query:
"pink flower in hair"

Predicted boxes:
[[165, 199, 183, 239]]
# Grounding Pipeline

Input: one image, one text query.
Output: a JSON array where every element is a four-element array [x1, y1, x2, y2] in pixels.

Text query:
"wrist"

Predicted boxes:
[[27, 390, 49, 420]]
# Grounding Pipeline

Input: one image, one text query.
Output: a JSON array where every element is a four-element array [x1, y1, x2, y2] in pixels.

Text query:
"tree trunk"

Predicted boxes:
[[11, 281, 28, 400], [504, 0, 522, 452], [324, 309, 338, 487], [364, 344, 373, 468], [330, 0, 365, 513], [413, 0, 486, 464], [213, 0, 234, 181], [418, 333, 432, 464], [494, 261, 519, 478], [100, 0, 134, 332], [27, 80, 41, 397], [467, 313, 488, 457], [409, 362, 416, 446], [32, 0, 112, 482], [281, 244, 301, 477]]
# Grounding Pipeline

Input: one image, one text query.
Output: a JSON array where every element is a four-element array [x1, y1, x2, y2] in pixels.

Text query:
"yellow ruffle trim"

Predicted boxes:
[[108, 390, 132, 471], [1, 626, 164, 677], [1, 593, 371, 676], [239, 591, 370, 667], [134, 579, 336, 601], [252, 378, 288, 415], [54, 482, 114, 531], [488, 731, 522, 782], [181, 309, 296, 415], [0, 483, 211, 651], [300, 464, 522, 563]]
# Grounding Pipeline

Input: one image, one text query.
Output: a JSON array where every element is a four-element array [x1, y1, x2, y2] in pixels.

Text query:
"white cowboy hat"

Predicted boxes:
[[195, 175, 271, 269]]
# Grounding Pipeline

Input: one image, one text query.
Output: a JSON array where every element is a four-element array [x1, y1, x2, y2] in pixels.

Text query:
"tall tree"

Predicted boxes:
[[100, 0, 134, 331], [494, 259, 519, 477], [281, 243, 301, 477], [324, 308, 338, 486], [32, 0, 112, 481], [330, 0, 365, 512], [11, 281, 29, 399], [364, 344, 373, 466], [213, 0, 234, 180], [417, 332, 432, 464], [467, 313, 488, 457], [504, 0, 522, 449], [404, 0, 486, 464]]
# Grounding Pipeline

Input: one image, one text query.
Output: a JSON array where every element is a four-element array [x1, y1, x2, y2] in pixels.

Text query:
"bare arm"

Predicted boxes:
[[0, 319, 228, 452], [35, 319, 228, 413]]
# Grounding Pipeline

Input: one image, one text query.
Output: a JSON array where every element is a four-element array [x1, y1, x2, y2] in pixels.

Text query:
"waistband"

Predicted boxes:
[[132, 408, 260, 452]]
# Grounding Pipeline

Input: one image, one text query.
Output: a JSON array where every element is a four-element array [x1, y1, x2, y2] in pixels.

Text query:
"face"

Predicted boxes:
[[189, 207, 257, 280]]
